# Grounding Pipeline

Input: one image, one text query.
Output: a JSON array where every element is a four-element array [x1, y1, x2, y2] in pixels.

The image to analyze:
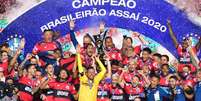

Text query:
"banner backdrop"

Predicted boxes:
[[0, 0, 200, 58]]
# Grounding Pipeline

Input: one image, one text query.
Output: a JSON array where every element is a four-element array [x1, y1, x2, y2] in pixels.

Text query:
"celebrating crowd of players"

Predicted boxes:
[[0, 20, 201, 101]]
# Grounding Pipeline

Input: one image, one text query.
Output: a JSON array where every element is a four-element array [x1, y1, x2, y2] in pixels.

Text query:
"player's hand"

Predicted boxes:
[[76, 44, 81, 53], [19, 38, 25, 49], [69, 20, 75, 30], [132, 32, 140, 37], [25, 53, 32, 60], [99, 22, 105, 33], [16, 49, 22, 55], [94, 54, 100, 61], [167, 19, 171, 25]]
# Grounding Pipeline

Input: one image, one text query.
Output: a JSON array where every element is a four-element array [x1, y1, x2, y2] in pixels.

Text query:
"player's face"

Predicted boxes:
[[128, 62, 137, 72], [161, 56, 168, 64], [86, 45, 94, 56], [142, 51, 150, 60], [197, 71, 201, 80], [87, 68, 95, 80], [59, 70, 68, 79], [44, 31, 53, 41], [126, 47, 134, 57], [105, 38, 113, 48], [112, 75, 119, 84], [30, 58, 37, 64], [153, 56, 161, 63], [161, 66, 169, 75], [23, 69, 27, 76], [151, 77, 159, 88], [6, 79, 13, 85], [126, 38, 132, 47], [35, 71, 42, 79], [28, 65, 36, 76], [183, 66, 190, 73], [1, 51, 8, 61], [46, 64, 54, 74], [168, 78, 176, 88], [111, 65, 120, 71], [83, 36, 91, 44], [142, 65, 149, 74]]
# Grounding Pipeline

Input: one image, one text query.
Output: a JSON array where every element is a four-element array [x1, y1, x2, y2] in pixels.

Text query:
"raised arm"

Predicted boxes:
[[8, 49, 21, 72], [94, 55, 106, 83], [69, 20, 79, 48], [100, 22, 108, 45], [104, 52, 111, 78], [18, 53, 32, 69], [72, 56, 78, 79], [76, 45, 84, 75], [133, 32, 149, 45], [167, 20, 179, 48], [91, 55, 97, 74], [99, 22, 105, 34], [95, 55, 106, 75]]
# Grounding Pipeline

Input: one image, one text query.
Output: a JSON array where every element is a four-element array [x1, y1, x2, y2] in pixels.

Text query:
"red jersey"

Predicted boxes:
[[122, 55, 139, 66], [178, 63, 196, 73], [152, 62, 161, 71], [121, 45, 141, 57], [18, 76, 36, 101], [43, 78, 56, 101], [0, 59, 9, 76], [177, 45, 197, 72], [59, 55, 75, 72], [159, 75, 169, 87], [137, 58, 153, 70], [177, 45, 197, 63], [32, 41, 59, 55], [106, 48, 122, 61], [32, 41, 60, 67], [133, 45, 142, 55], [110, 84, 125, 101], [48, 81, 77, 101], [8, 68, 15, 78], [123, 71, 139, 83], [123, 83, 145, 101]]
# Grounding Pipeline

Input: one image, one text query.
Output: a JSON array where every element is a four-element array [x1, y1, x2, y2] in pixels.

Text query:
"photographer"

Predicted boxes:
[[1, 77, 18, 101], [168, 75, 186, 101]]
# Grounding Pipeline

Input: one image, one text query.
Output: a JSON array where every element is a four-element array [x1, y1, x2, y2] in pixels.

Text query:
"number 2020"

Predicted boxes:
[[141, 16, 167, 32]]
